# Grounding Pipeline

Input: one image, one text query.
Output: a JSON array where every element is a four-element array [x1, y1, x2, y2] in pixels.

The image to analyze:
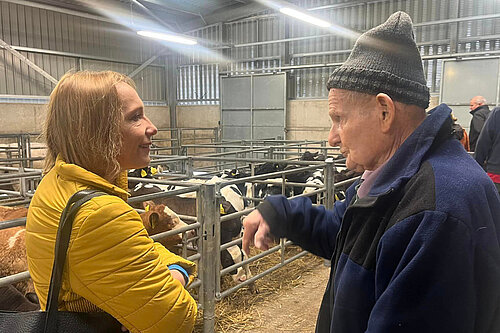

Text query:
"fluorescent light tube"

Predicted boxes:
[[137, 30, 197, 45], [279, 7, 331, 28]]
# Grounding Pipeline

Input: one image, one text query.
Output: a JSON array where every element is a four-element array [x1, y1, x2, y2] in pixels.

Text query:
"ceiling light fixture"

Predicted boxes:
[[279, 7, 331, 28], [137, 30, 197, 45]]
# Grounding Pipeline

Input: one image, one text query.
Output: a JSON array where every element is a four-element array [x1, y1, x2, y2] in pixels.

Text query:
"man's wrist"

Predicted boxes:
[[256, 199, 284, 238]]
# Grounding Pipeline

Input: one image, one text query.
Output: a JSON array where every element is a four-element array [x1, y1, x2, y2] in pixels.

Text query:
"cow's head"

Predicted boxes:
[[141, 201, 176, 234], [221, 245, 252, 283], [139, 201, 192, 249]]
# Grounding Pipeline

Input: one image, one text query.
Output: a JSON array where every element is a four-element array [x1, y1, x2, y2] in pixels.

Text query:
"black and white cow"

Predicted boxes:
[[128, 165, 166, 188], [222, 164, 359, 204], [130, 179, 252, 283], [300, 150, 326, 161], [302, 170, 325, 203], [220, 163, 293, 201]]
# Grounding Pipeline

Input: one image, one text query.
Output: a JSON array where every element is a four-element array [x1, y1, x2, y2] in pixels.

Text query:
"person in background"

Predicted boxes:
[[243, 11, 500, 333], [475, 106, 500, 194], [26, 71, 197, 333], [469, 95, 491, 151], [451, 114, 469, 151]]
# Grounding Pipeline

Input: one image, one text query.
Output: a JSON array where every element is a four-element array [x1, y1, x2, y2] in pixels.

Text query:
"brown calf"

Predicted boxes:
[[139, 200, 192, 250]]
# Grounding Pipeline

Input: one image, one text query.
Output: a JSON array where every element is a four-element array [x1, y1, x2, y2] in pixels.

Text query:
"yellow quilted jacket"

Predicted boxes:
[[26, 156, 197, 333]]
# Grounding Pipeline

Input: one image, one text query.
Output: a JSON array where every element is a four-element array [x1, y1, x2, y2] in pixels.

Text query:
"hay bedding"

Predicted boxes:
[[193, 245, 324, 332]]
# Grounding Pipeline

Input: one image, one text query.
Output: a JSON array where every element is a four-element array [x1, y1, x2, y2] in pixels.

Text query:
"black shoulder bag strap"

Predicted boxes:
[[43, 189, 106, 333]]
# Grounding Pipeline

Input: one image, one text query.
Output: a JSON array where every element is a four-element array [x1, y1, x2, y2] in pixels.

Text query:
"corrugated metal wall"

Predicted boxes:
[[178, 0, 500, 103], [0, 1, 166, 100], [290, 0, 500, 98], [177, 24, 221, 105], [1, 0, 499, 103]]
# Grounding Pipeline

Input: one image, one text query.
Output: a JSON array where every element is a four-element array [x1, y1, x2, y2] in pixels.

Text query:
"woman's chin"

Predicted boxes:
[[123, 161, 150, 171]]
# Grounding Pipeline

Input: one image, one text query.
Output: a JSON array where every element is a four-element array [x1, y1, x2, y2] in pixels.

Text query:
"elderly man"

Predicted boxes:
[[469, 95, 491, 151], [243, 11, 500, 333]]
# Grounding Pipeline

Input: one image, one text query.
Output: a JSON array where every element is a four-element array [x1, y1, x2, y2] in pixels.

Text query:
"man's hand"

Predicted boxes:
[[242, 210, 274, 254]]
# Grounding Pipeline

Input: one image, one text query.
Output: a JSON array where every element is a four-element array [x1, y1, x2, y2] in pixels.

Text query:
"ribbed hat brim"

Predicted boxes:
[[327, 11, 430, 109], [329, 66, 430, 109]]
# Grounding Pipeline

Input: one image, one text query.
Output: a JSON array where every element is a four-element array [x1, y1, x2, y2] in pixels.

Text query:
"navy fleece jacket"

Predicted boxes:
[[475, 106, 500, 175], [257, 104, 500, 333]]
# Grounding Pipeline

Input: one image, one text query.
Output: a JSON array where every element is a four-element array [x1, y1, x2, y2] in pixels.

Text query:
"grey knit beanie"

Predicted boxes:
[[326, 11, 430, 109]]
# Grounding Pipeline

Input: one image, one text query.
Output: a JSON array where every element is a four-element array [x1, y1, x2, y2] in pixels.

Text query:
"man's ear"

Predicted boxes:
[[375, 93, 396, 133]]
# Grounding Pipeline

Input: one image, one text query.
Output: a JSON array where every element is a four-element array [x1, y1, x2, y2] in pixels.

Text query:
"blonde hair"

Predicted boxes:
[[43, 70, 135, 182]]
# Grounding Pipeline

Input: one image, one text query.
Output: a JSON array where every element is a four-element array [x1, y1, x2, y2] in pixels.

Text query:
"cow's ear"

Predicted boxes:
[[149, 212, 159, 229], [220, 200, 232, 215], [142, 200, 155, 211]]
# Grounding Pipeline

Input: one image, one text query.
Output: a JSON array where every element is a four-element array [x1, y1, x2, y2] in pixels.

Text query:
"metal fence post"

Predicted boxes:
[[250, 163, 256, 207], [324, 159, 335, 210], [193, 129, 197, 155], [214, 183, 222, 300], [213, 127, 219, 143], [199, 184, 218, 333], [180, 146, 187, 156], [18, 166, 26, 197], [321, 141, 327, 159], [176, 129, 182, 155], [23, 134, 31, 168], [186, 157, 194, 178], [266, 146, 275, 160], [324, 159, 335, 267]]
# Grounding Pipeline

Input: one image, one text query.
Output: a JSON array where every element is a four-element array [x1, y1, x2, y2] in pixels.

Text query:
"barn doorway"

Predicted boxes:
[[440, 57, 500, 131], [220, 73, 287, 141]]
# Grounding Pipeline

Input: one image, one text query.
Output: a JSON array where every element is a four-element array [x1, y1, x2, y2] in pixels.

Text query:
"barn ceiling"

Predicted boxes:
[[23, 0, 275, 32]]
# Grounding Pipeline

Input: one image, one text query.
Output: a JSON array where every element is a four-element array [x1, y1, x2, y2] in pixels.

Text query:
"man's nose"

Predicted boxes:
[[328, 126, 340, 147]]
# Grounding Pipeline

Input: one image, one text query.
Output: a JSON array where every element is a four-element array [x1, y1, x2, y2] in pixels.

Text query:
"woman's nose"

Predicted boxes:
[[145, 116, 158, 136]]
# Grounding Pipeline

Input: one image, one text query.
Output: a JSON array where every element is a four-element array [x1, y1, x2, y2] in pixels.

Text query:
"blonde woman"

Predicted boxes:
[[25, 71, 197, 333]]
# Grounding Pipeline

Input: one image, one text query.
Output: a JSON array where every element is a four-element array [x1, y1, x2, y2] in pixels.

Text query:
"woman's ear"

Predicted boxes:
[[376, 93, 396, 133]]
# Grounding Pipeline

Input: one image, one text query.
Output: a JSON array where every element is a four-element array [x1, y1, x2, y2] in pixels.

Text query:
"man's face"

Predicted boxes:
[[327, 89, 385, 171], [469, 98, 481, 111]]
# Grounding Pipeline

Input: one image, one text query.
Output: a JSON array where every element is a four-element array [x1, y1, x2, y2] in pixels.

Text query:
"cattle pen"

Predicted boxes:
[[0, 133, 361, 333]]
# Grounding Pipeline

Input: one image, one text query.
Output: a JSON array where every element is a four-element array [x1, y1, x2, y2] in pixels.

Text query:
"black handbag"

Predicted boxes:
[[0, 189, 123, 332]]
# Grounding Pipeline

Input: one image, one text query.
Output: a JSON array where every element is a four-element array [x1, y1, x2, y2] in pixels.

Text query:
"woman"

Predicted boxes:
[[451, 114, 470, 151], [25, 71, 197, 332]]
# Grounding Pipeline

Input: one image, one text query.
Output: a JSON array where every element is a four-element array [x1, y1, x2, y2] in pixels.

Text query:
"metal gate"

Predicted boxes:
[[220, 73, 286, 141]]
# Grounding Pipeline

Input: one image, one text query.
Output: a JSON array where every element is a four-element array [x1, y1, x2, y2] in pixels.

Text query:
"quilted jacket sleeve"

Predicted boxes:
[[67, 196, 197, 333]]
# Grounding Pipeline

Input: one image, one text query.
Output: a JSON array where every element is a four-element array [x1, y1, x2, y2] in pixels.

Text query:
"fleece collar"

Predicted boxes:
[[368, 103, 452, 197], [54, 155, 130, 201], [470, 104, 489, 116]]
